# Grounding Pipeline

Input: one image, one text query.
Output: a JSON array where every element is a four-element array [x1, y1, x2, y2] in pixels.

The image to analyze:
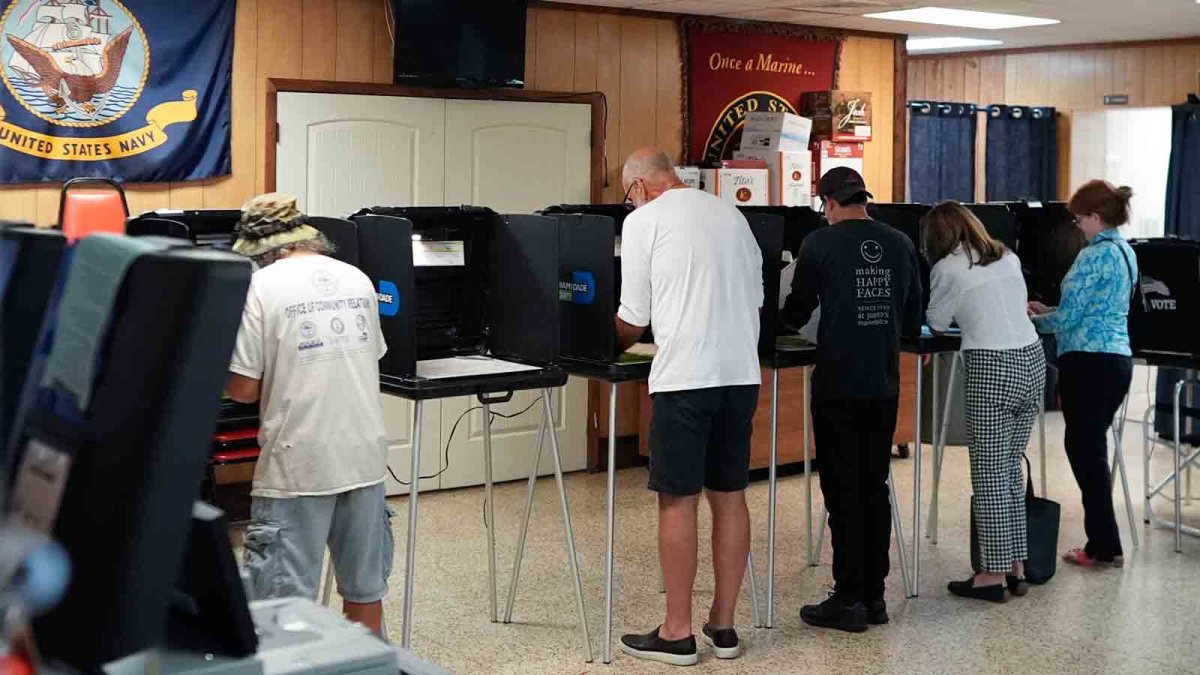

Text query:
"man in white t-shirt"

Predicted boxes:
[[616, 149, 763, 666], [225, 194, 392, 637]]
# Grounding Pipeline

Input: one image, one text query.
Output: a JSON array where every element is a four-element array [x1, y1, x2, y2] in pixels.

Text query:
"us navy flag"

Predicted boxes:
[[0, 0, 233, 183]]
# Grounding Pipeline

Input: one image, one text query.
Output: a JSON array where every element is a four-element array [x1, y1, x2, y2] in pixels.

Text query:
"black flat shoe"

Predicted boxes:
[[800, 595, 868, 633], [1007, 575, 1029, 597], [947, 578, 1007, 603], [702, 624, 740, 660], [867, 598, 889, 625], [620, 626, 698, 666]]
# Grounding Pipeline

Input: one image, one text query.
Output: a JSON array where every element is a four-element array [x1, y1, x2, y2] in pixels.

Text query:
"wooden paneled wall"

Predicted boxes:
[[523, 5, 898, 203], [908, 40, 1200, 200], [0, 2, 900, 222], [0, 0, 395, 225]]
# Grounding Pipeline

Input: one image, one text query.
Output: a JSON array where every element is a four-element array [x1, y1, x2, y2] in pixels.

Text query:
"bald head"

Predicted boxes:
[[622, 147, 684, 208]]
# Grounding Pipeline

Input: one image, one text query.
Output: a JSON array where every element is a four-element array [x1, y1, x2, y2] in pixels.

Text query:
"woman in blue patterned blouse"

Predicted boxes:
[[1029, 180, 1137, 569]]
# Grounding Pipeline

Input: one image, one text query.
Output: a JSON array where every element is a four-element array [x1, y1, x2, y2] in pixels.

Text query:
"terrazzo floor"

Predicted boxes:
[[311, 369, 1200, 673]]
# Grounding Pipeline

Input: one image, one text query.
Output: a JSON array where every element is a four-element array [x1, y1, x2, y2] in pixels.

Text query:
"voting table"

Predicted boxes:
[[349, 207, 593, 661]]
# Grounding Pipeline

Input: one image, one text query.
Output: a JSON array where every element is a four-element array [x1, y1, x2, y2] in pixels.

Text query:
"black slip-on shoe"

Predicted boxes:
[[800, 596, 868, 633], [620, 626, 698, 666], [702, 624, 740, 660], [1006, 575, 1029, 597], [867, 598, 889, 625], [947, 577, 1007, 603]]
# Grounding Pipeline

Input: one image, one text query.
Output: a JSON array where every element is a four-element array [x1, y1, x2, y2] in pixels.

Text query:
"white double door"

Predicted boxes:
[[277, 92, 592, 495]]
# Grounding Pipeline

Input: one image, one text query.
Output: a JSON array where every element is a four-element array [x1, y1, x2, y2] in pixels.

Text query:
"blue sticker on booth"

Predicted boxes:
[[559, 271, 596, 305], [378, 280, 400, 317]]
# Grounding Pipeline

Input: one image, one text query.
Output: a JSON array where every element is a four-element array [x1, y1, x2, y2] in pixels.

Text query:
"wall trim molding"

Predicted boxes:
[[909, 35, 1200, 61]]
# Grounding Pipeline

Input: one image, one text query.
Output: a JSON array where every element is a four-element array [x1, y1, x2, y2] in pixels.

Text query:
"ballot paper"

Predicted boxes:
[[416, 356, 540, 380], [778, 259, 820, 341]]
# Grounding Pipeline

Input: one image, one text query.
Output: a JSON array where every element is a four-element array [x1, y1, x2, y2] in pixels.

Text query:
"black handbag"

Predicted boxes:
[[971, 454, 1061, 584]]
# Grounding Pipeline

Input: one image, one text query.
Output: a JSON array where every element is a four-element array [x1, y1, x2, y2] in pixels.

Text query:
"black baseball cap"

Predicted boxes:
[[818, 167, 873, 204]]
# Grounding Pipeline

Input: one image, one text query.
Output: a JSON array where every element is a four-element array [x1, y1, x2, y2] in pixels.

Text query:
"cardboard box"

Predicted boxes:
[[740, 130, 809, 153], [743, 111, 813, 141], [699, 161, 769, 205], [732, 148, 813, 207], [801, 91, 873, 142], [814, 141, 865, 208], [675, 166, 701, 190]]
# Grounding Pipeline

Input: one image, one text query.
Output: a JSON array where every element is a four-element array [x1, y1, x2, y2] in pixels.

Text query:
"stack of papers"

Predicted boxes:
[[416, 356, 540, 380]]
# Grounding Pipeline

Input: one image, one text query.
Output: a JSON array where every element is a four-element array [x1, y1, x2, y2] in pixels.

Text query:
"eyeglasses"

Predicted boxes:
[[818, 197, 827, 215], [623, 180, 640, 210]]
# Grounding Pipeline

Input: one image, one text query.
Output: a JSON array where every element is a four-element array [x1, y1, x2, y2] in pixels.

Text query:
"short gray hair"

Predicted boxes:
[[623, 149, 676, 184], [251, 232, 337, 268]]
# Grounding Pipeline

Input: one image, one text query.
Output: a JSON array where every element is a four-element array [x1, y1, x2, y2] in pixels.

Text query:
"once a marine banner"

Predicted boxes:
[[682, 19, 842, 163], [0, 0, 233, 183]]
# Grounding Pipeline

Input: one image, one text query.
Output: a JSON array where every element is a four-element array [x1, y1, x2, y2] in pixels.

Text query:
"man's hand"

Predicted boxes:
[[1027, 300, 1052, 318], [615, 315, 647, 352], [226, 373, 262, 404]]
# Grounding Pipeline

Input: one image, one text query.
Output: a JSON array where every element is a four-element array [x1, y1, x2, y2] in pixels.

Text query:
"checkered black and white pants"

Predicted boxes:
[[963, 341, 1046, 573]]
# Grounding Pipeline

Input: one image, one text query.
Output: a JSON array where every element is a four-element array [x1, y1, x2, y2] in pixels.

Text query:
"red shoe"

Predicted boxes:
[[1063, 548, 1125, 568]]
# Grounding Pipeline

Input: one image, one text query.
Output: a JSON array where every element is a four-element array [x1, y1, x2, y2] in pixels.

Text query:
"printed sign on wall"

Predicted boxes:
[[682, 19, 841, 163], [0, 0, 234, 183]]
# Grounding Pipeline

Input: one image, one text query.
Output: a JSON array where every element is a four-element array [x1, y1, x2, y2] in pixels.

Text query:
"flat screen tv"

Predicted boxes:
[[393, 0, 527, 88]]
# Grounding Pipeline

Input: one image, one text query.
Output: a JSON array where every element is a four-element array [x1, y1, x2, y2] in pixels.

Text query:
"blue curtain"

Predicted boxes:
[[985, 106, 1058, 202], [1166, 100, 1200, 239], [909, 101, 977, 204]]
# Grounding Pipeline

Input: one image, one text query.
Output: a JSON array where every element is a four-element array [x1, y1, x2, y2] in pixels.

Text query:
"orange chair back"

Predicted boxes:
[[58, 179, 129, 243]]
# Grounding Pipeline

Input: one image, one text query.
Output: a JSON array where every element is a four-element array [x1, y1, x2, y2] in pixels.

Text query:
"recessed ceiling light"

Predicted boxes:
[[907, 37, 1004, 52], [864, 7, 1060, 30]]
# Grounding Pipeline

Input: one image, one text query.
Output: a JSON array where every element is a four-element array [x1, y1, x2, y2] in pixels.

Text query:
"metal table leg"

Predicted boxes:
[[913, 354, 924, 597], [1040, 397, 1048, 497], [482, 403, 498, 623], [928, 355, 940, 543], [502, 410, 548, 623], [888, 466, 913, 598], [1175, 380, 1186, 553], [1110, 394, 1139, 548], [1144, 407, 1154, 525], [766, 368, 779, 628], [603, 384, 618, 664], [542, 391, 594, 662], [401, 400, 424, 649], [747, 551, 762, 628], [804, 367, 815, 567], [930, 352, 959, 546]]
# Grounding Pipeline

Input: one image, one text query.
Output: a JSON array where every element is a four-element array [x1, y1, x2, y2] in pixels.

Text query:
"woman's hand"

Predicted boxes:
[[1027, 300, 1051, 318]]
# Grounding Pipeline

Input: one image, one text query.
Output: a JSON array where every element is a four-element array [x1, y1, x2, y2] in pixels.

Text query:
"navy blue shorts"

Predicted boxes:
[[648, 385, 760, 496]]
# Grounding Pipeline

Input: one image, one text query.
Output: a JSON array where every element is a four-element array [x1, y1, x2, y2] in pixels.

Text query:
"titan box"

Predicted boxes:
[[732, 149, 813, 207], [700, 161, 769, 206]]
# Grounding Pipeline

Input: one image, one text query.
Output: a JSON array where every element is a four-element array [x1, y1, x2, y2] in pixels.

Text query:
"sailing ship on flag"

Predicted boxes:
[[3, 0, 138, 123]]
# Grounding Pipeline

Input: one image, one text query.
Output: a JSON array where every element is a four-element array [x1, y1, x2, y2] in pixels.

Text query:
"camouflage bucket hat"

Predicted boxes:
[[233, 192, 321, 259]]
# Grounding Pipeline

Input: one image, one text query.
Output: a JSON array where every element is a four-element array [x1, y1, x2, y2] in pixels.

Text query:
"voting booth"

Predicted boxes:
[[967, 203, 1020, 252], [350, 206, 563, 386], [4, 236, 253, 670], [0, 225, 66, 446], [1010, 201, 1083, 306], [868, 203, 933, 317], [349, 206, 590, 660], [1129, 238, 1200, 356], [126, 209, 242, 249]]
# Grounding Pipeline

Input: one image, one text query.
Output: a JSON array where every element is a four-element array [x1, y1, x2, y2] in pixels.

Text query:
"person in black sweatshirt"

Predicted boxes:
[[782, 167, 923, 633]]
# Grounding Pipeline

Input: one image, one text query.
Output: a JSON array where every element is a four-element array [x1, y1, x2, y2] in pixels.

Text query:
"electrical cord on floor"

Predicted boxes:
[[388, 397, 544, 486]]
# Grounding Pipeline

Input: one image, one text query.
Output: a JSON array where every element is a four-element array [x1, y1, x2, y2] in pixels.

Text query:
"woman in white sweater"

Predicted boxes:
[[924, 201, 1045, 603]]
